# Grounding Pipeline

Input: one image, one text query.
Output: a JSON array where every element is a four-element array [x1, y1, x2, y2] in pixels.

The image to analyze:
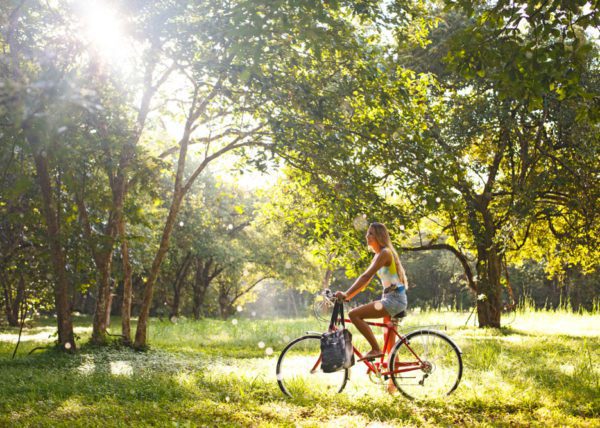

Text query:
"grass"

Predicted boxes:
[[0, 310, 598, 427]]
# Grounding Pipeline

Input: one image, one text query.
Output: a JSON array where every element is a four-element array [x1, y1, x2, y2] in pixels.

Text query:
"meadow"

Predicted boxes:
[[0, 309, 598, 427]]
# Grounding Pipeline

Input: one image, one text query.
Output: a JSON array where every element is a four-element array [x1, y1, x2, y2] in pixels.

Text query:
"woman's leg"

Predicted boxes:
[[348, 301, 389, 353]]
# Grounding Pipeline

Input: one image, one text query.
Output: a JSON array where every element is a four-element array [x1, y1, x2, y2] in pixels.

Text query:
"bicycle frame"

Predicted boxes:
[[277, 296, 463, 400], [337, 317, 427, 378]]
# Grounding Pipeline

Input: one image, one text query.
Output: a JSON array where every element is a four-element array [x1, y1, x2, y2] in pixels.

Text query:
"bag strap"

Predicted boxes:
[[328, 301, 346, 331], [328, 302, 338, 331]]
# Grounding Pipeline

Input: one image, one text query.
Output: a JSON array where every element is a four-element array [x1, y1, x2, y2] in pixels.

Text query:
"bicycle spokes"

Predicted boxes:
[[276, 335, 348, 398], [389, 330, 463, 400]]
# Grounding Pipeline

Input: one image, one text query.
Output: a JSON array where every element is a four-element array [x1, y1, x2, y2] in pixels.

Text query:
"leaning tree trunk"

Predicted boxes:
[[133, 77, 260, 347], [134, 190, 185, 349], [27, 132, 76, 351]]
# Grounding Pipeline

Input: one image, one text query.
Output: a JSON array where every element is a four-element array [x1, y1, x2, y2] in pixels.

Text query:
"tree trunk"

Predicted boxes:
[[91, 254, 112, 345], [472, 204, 503, 328], [218, 284, 232, 320], [91, 254, 113, 344], [104, 283, 114, 330], [27, 133, 76, 351], [134, 190, 186, 348], [192, 282, 204, 320], [133, 79, 260, 347], [191, 257, 218, 319], [475, 249, 503, 328], [119, 217, 133, 345], [2, 277, 20, 327], [76, 172, 119, 345], [170, 253, 192, 319]]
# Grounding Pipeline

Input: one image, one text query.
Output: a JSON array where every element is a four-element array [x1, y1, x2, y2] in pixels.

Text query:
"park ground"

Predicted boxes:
[[0, 309, 598, 427]]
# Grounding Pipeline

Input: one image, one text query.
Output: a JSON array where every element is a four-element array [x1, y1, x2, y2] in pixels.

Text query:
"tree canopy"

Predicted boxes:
[[0, 0, 597, 346]]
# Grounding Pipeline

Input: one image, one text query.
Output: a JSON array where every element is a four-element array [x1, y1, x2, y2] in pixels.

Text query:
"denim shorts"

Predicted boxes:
[[380, 287, 407, 317]]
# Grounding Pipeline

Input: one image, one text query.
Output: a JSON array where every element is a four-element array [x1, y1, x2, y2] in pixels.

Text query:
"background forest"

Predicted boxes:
[[1, 0, 598, 347]]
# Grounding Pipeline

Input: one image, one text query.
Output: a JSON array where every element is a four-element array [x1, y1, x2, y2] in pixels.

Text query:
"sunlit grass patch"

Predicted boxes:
[[512, 310, 600, 337], [0, 309, 598, 426]]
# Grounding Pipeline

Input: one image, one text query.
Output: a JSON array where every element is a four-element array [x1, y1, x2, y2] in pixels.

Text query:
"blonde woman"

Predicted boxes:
[[335, 222, 408, 361]]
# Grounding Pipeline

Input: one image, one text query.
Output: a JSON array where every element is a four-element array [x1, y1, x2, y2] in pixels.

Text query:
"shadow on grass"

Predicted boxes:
[[1, 315, 598, 426], [0, 346, 221, 426]]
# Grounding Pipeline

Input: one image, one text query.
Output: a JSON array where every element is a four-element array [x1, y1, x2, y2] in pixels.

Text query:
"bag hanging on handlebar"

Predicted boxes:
[[320, 301, 354, 373]]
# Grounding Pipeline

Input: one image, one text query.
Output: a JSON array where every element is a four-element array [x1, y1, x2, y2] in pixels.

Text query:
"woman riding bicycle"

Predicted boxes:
[[335, 222, 408, 361]]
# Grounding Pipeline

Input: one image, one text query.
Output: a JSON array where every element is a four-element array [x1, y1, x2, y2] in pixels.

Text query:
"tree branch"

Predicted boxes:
[[182, 125, 270, 193], [233, 277, 271, 302]]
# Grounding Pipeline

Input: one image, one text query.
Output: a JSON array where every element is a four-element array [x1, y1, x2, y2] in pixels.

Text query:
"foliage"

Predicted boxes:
[[1, 0, 598, 338], [152, 170, 322, 319], [259, 0, 600, 326]]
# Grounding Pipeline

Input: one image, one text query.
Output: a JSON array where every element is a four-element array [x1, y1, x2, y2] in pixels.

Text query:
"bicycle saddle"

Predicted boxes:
[[393, 310, 406, 319]]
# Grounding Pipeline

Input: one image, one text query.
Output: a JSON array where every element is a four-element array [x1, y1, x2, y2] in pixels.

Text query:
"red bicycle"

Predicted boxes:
[[277, 290, 463, 400]]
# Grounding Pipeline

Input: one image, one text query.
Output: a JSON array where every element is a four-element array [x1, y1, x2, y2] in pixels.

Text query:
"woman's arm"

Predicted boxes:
[[336, 249, 392, 300]]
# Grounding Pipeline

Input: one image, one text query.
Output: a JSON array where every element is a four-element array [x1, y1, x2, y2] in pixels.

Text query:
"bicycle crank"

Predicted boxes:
[[367, 366, 386, 384]]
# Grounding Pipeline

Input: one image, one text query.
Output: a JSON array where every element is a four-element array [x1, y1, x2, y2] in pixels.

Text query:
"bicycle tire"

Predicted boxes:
[[389, 329, 462, 400], [276, 334, 349, 398], [313, 294, 335, 322]]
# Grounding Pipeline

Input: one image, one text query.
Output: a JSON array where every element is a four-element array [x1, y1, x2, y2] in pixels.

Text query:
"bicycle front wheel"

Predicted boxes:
[[390, 329, 462, 400], [276, 334, 348, 398], [313, 295, 335, 322]]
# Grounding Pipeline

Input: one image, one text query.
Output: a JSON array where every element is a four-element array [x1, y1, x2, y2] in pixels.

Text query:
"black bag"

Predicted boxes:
[[320, 301, 354, 373]]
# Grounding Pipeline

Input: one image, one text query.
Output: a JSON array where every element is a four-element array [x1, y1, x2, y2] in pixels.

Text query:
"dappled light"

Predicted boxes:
[[1, 311, 597, 425], [109, 360, 133, 377]]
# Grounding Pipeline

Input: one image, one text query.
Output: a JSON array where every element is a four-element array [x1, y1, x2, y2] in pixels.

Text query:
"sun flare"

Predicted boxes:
[[78, 0, 133, 68]]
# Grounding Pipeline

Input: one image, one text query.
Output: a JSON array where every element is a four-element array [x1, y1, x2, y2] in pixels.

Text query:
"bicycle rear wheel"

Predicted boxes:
[[276, 334, 348, 398], [390, 329, 462, 400]]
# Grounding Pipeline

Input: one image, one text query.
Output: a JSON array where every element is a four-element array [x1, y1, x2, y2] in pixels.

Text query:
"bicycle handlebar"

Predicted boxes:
[[323, 288, 347, 303]]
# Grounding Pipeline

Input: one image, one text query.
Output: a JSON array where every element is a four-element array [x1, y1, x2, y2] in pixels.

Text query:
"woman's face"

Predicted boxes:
[[366, 227, 377, 249]]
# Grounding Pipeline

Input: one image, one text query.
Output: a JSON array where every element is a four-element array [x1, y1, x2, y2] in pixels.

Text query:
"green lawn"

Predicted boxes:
[[0, 310, 598, 427]]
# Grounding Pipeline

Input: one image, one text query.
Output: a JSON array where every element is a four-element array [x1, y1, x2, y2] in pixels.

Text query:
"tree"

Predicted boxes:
[[155, 170, 321, 320], [261, 1, 599, 327], [390, 1, 600, 326], [131, 0, 391, 347], [0, 0, 99, 349]]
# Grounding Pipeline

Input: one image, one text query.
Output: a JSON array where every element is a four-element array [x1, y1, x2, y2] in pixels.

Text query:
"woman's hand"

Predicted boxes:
[[334, 291, 347, 301]]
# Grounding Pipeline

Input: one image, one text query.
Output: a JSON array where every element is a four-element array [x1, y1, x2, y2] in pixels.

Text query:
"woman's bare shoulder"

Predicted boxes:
[[378, 248, 393, 263]]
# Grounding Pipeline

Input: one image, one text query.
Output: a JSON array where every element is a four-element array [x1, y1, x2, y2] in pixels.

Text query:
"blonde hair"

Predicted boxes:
[[369, 222, 408, 286]]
